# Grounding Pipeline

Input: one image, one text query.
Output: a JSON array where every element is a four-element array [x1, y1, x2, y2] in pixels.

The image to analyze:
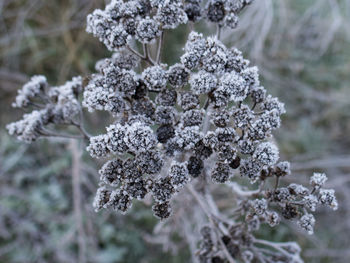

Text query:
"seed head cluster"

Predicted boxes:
[[7, 76, 83, 142], [7, 1, 338, 262]]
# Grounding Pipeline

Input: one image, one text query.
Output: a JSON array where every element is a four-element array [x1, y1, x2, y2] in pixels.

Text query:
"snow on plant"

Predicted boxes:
[[7, 0, 338, 262]]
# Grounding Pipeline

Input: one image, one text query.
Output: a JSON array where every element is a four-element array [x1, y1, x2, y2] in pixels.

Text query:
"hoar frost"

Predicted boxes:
[[7, 1, 338, 263]]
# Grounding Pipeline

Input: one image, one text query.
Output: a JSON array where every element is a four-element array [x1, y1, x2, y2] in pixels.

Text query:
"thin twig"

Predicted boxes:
[[216, 24, 222, 40], [40, 130, 84, 140], [156, 31, 164, 64], [187, 185, 236, 263], [127, 44, 145, 59]]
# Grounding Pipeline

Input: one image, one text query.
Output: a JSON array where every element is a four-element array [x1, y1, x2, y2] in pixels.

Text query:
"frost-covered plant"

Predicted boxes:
[[7, 1, 338, 262]]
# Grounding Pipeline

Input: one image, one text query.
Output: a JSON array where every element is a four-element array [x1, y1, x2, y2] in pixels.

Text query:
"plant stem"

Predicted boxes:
[[156, 31, 164, 64], [70, 140, 87, 263]]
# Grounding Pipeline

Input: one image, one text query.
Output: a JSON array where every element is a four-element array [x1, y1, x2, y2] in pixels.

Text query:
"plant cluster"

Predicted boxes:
[[7, 1, 338, 262]]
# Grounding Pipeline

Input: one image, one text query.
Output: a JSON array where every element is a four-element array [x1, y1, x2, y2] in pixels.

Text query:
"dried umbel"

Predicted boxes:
[[7, 1, 338, 262]]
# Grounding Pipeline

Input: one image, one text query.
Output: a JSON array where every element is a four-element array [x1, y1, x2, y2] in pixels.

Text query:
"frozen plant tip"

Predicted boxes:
[[7, 1, 338, 262]]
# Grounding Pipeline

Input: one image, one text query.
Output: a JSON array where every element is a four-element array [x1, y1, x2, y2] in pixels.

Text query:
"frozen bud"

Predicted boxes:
[[273, 187, 292, 202], [229, 156, 241, 169], [126, 122, 157, 152], [105, 93, 125, 114], [275, 161, 291, 177], [115, 69, 137, 95], [150, 0, 163, 7], [86, 9, 113, 40], [190, 70, 217, 94], [106, 123, 129, 154], [288, 183, 309, 196], [232, 104, 253, 129], [303, 195, 318, 212], [152, 201, 172, 220], [155, 106, 177, 125], [82, 75, 109, 112], [239, 158, 262, 183], [202, 37, 227, 73], [194, 140, 213, 159], [87, 134, 110, 158], [128, 114, 154, 126], [238, 139, 256, 155], [298, 214, 315, 235], [6, 110, 47, 143], [187, 156, 204, 177], [319, 189, 338, 210], [132, 79, 148, 100], [155, 1, 188, 29], [211, 162, 231, 183], [211, 109, 230, 127], [176, 126, 202, 150], [156, 124, 175, 143], [99, 159, 124, 186], [152, 176, 174, 203], [310, 173, 327, 190], [266, 211, 280, 227], [164, 137, 182, 156], [131, 98, 156, 120], [119, 1, 140, 17], [224, 12, 239, 29], [125, 179, 148, 200], [216, 143, 236, 162], [136, 17, 161, 43], [253, 199, 267, 215], [108, 189, 133, 214], [123, 158, 142, 182], [122, 16, 138, 35], [93, 186, 111, 211], [178, 92, 200, 111], [203, 131, 219, 148], [220, 72, 248, 102], [185, 31, 206, 55], [142, 65, 167, 91], [282, 204, 299, 220], [250, 86, 266, 104], [167, 63, 190, 88], [184, 0, 202, 22], [136, 150, 164, 174], [138, 0, 152, 17], [111, 50, 140, 70], [225, 48, 249, 73], [210, 87, 229, 108], [155, 89, 177, 106], [240, 66, 260, 90], [105, 0, 124, 20], [248, 116, 272, 141], [13, 75, 47, 108], [169, 162, 190, 190], [215, 127, 237, 142], [181, 109, 204, 127], [207, 0, 225, 23], [104, 24, 129, 51], [253, 142, 279, 167], [261, 95, 286, 115], [181, 51, 201, 70]]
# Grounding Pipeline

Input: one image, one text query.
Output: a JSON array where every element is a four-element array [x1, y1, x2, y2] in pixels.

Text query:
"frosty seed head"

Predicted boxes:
[[8, 5, 337, 259]]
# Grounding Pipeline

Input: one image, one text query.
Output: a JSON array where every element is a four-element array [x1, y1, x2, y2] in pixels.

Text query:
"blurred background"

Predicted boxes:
[[0, 0, 349, 262]]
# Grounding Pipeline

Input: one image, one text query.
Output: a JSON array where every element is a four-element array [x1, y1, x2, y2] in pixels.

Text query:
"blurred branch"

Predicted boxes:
[[292, 155, 350, 170], [70, 140, 87, 263]]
